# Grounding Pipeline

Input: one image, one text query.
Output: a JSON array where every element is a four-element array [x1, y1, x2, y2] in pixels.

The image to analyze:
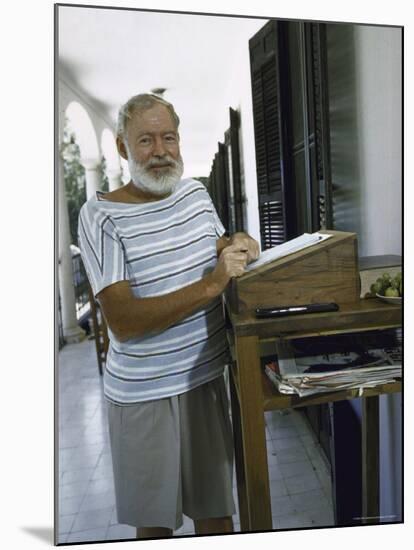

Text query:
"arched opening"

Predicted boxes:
[[65, 101, 100, 163], [101, 128, 123, 190], [59, 101, 101, 342], [64, 102, 102, 200]]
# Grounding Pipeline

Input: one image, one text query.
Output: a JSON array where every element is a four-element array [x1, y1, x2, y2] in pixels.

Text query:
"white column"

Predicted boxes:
[[107, 168, 123, 191], [58, 150, 85, 344], [82, 158, 102, 199], [120, 157, 131, 185]]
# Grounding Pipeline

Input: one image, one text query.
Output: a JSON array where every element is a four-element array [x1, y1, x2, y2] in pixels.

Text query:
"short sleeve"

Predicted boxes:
[[203, 187, 226, 238], [78, 201, 130, 297]]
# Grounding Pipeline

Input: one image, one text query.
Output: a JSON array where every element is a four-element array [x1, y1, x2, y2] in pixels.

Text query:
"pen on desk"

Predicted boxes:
[[255, 303, 339, 317], [270, 307, 307, 313]]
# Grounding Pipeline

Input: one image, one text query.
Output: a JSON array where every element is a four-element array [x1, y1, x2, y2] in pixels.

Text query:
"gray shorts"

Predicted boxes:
[[107, 374, 236, 530]]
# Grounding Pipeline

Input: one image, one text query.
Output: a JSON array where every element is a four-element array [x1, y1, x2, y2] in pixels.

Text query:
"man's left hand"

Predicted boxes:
[[230, 232, 260, 264]]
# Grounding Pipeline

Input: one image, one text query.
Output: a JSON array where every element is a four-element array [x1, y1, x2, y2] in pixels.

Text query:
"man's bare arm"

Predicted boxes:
[[97, 244, 248, 342]]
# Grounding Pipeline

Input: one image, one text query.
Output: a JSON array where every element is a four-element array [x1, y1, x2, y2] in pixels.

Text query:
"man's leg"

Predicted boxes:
[[136, 527, 173, 539], [193, 516, 234, 535]]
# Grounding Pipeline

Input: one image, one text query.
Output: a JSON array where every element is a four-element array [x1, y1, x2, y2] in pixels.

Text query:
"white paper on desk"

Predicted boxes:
[[246, 232, 332, 272]]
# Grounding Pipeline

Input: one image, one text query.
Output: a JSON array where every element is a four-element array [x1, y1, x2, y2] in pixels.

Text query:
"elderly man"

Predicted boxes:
[[78, 93, 260, 539]]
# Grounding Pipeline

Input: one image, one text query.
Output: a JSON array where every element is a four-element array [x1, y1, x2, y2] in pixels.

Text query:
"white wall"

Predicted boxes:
[[229, 42, 262, 245], [355, 30, 402, 522], [356, 26, 402, 256], [211, 19, 266, 247], [328, 24, 402, 257], [328, 23, 402, 522]]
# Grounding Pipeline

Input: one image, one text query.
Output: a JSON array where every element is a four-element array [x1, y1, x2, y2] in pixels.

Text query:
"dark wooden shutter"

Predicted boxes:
[[218, 142, 230, 231], [229, 108, 245, 232], [285, 20, 333, 234], [250, 20, 333, 245], [209, 144, 230, 232], [224, 128, 236, 233], [207, 106, 246, 235], [208, 162, 217, 209], [249, 20, 296, 250], [308, 23, 333, 230], [211, 153, 219, 214]]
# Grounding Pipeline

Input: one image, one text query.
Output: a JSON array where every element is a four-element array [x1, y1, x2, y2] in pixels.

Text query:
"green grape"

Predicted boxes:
[[372, 282, 383, 295], [385, 287, 399, 298], [391, 278, 399, 290]]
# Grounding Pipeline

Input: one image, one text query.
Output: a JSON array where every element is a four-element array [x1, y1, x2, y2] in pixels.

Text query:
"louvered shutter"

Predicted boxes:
[[285, 20, 333, 234], [209, 157, 218, 215], [208, 145, 230, 232], [208, 162, 216, 208], [217, 142, 230, 231], [224, 128, 236, 233], [249, 20, 295, 250], [212, 153, 219, 213], [229, 108, 245, 232], [308, 23, 333, 230]]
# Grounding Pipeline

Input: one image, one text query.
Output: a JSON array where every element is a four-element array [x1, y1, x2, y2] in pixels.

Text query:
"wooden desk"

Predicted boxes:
[[226, 299, 402, 532]]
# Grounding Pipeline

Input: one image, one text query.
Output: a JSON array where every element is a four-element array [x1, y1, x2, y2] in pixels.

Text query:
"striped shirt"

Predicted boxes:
[[78, 178, 229, 405]]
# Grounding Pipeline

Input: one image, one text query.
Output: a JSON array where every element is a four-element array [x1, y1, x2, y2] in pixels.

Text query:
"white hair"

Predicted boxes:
[[117, 93, 180, 141]]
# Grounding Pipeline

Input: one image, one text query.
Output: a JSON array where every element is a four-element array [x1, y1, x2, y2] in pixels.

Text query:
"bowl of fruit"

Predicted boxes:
[[368, 272, 402, 304]]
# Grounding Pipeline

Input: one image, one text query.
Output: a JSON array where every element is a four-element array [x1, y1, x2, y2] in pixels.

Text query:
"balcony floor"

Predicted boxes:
[[57, 337, 334, 543]]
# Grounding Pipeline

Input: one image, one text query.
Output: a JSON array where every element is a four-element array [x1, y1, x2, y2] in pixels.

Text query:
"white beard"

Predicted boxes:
[[125, 145, 184, 197]]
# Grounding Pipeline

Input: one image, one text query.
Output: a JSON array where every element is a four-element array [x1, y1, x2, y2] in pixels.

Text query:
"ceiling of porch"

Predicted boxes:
[[58, 5, 267, 177]]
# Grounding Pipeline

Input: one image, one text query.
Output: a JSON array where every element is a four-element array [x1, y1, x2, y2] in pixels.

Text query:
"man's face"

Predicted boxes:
[[123, 104, 184, 196]]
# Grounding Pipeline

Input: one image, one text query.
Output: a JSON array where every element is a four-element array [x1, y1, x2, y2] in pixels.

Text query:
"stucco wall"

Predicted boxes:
[[327, 23, 402, 257], [327, 22, 402, 522]]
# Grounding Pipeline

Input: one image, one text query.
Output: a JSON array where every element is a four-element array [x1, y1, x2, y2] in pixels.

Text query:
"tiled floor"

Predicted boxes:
[[57, 337, 335, 544]]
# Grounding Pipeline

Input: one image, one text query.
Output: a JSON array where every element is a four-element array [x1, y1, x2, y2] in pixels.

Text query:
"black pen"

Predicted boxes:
[[270, 307, 307, 314], [255, 303, 339, 318]]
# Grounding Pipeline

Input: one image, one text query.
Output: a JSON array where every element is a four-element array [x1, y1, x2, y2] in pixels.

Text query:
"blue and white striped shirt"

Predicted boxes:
[[78, 178, 229, 405]]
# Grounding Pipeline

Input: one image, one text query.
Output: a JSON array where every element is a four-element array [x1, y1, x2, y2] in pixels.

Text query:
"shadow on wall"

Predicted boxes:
[[327, 24, 362, 239]]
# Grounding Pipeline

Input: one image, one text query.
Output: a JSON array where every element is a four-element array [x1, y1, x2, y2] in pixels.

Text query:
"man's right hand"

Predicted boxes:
[[210, 244, 248, 293]]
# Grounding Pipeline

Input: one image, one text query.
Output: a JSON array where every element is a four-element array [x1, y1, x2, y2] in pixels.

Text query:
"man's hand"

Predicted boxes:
[[212, 232, 260, 293], [229, 232, 260, 264], [209, 244, 249, 294]]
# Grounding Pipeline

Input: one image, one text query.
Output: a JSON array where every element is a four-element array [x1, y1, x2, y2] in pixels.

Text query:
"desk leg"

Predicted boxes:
[[229, 366, 249, 531], [362, 395, 380, 524], [235, 334, 272, 531]]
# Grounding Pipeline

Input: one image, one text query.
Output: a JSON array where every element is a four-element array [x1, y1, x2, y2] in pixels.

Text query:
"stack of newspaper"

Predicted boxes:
[[265, 344, 402, 398]]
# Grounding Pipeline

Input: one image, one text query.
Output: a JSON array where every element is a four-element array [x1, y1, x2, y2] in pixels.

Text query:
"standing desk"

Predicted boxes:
[[226, 298, 402, 532]]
